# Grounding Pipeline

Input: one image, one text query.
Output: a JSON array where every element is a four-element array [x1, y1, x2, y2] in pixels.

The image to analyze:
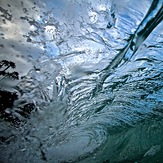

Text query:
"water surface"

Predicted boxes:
[[0, 0, 163, 162]]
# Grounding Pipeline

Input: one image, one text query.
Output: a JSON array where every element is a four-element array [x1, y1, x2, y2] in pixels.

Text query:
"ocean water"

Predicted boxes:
[[0, 0, 163, 162]]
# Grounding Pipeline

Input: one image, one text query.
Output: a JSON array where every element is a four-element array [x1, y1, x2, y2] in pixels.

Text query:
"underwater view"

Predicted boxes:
[[0, 0, 163, 162]]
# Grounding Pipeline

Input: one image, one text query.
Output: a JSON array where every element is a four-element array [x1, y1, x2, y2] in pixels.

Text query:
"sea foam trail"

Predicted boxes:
[[92, 0, 163, 94]]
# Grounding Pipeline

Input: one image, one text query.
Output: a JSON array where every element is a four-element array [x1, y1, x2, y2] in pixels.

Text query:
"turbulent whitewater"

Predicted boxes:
[[0, 0, 163, 162]]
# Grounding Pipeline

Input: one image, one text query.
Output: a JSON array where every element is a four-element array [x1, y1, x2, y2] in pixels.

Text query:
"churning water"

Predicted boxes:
[[0, 0, 163, 162]]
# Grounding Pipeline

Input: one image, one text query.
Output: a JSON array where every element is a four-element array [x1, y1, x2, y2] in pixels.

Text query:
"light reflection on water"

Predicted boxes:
[[0, 0, 163, 162]]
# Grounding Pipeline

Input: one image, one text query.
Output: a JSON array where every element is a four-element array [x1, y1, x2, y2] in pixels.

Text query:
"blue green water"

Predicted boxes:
[[0, 0, 163, 162]]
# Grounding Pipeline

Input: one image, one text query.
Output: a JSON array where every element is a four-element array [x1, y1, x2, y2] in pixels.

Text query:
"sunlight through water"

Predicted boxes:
[[0, 0, 163, 162]]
